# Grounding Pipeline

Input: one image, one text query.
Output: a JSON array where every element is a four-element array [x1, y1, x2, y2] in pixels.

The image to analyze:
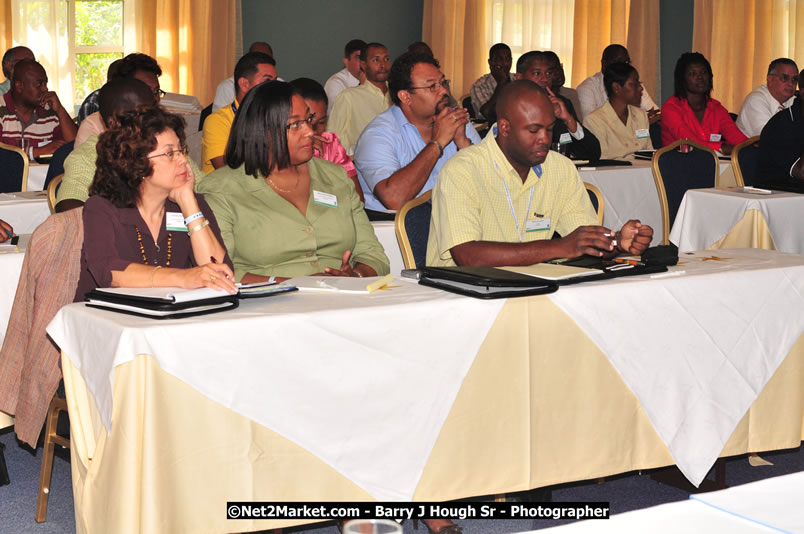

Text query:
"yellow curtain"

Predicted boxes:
[[0, 0, 11, 54], [693, 0, 804, 113], [571, 0, 630, 84], [423, 0, 489, 101], [137, 0, 237, 106], [626, 0, 659, 103]]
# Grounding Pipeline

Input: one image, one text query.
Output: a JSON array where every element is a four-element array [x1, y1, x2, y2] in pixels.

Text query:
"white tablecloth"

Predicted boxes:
[[537, 471, 804, 533], [579, 161, 731, 247], [550, 249, 804, 487], [371, 220, 404, 274], [0, 192, 50, 234], [0, 234, 31, 346], [27, 163, 48, 191], [669, 188, 804, 254], [47, 280, 505, 501]]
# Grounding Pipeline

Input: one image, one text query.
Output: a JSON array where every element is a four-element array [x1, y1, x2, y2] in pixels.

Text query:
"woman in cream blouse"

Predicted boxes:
[[583, 63, 653, 160], [197, 81, 389, 282]]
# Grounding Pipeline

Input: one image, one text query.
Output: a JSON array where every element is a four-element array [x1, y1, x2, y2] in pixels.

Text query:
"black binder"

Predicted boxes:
[[419, 266, 559, 299], [85, 289, 239, 319]]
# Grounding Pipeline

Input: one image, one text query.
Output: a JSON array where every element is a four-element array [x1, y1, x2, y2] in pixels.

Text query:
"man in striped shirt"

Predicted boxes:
[[0, 59, 77, 159]]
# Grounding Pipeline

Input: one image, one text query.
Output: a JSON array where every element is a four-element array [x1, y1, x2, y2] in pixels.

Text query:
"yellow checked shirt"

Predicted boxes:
[[426, 130, 599, 267], [326, 81, 392, 155], [583, 101, 653, 160]]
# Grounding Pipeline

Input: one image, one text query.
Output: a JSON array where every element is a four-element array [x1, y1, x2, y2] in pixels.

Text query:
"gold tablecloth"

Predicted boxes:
[[710, 209, 776, 251], [62, 297, 804, 534]]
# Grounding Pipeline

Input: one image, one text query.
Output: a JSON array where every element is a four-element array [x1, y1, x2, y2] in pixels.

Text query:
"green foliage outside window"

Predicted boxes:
[[73, 1, 123, 104]]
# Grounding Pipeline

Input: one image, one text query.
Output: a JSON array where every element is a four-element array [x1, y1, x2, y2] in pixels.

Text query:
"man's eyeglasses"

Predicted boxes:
[[409, 79, 451, 93], [148, 147, 188, 162], [287, 113, 316, 131], [772, 73, 800, 84], [154, 88, 167, 99]]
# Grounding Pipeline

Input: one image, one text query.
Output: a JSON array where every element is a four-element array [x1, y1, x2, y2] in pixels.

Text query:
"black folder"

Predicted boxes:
[[85, 288, 239, 319], [419, 266, 559, 299]]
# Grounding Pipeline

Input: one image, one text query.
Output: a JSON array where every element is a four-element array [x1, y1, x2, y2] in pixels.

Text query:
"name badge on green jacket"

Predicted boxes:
[[313, 190, 338, 208]]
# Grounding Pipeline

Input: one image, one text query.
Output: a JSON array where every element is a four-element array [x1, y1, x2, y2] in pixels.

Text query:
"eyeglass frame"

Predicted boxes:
[[408, 79, 451, 93], [286, 112, 316, 131], [770, 72, 800, 84], [147, 146, 188, 162]]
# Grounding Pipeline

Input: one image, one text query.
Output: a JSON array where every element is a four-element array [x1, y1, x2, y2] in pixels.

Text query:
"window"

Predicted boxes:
[[11, 0, 136, 114]]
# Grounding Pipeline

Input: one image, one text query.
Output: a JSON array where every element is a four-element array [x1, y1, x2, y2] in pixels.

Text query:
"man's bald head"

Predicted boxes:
[[496, 80, 555, 172], [98, 77, 156, 127], [496, 79, 550, 123], [2, 46, 34, 79], [249, 42, 273, 57], [10, 58, 44, 83]]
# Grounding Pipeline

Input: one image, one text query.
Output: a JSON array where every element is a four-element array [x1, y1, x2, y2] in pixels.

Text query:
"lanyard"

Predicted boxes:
[[495, 162, 541, 242]]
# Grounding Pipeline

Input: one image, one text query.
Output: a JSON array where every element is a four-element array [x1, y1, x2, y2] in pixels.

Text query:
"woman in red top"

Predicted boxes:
[[661, 52, 747, 154]]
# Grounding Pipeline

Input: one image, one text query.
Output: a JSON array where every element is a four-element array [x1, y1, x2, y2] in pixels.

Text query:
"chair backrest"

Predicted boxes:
[[583, 182, 605, 225], [44, 140, 74, 190], [651, 138, 720, 245], [47, 174, 64, 214], [0, 142, 29, 192], [198, 103, 213, 131], [394, 190, 433, 269], [649, 122, 663, 149], [731, 135, 760, 187]]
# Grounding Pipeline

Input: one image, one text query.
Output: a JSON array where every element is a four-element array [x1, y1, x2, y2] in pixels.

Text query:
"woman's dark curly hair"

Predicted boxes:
[[90, 106, 186, 208]]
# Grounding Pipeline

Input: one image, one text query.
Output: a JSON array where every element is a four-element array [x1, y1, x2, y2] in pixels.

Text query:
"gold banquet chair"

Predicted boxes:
[[395, 190, 433, 269], [583, 182, 605, 225], [731, 136, 760, 187], [651, 139, 720, 245], [47, 174, 64, 214], [0, 142, 30, 192]]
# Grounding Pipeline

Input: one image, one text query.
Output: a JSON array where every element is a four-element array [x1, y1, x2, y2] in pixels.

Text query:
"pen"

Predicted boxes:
[[4, 228, 16, 245], [210, 255, 231, 280], [614, 258, 645, 267]]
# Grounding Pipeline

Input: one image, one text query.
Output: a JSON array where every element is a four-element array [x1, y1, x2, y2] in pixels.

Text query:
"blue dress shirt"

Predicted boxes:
[[354, 105, 483, 211]]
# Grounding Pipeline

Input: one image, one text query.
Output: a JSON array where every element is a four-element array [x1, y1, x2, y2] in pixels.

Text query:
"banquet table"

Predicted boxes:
[[48, 249, 804, 534], [535, 471, 804, 533], [0, 234, 31, 347], [27, 163, 49, 191], [669, 188, 804, 254], [0, 191, 51, 235], [578, 160, 732, 247], [370, 220, 404, 274]]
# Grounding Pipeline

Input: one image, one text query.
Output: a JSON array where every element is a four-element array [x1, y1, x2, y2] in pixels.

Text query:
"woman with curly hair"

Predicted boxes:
[[660, 52, 747, 154], [74, 106, 237, 301]]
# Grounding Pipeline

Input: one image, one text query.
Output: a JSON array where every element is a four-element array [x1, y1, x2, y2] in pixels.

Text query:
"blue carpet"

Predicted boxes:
[[1, 428, 800, 533]]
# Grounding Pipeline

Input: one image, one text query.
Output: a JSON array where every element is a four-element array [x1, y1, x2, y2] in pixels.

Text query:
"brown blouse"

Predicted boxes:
[[74, 193, 232, 301]]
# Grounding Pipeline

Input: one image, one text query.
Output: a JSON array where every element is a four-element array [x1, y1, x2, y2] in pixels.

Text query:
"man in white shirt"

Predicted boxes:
[[211, 42, 274, 111], [576, 44, 658, 121], [736, 58, 799, 137], [324, 39, 365, 114]]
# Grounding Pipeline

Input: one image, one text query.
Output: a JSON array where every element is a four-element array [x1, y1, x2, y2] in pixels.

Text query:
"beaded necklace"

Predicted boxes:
[[136, 226, 172, 266]]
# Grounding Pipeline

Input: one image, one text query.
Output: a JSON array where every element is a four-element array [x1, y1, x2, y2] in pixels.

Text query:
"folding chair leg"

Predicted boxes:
[[35, 397, 69, 523]]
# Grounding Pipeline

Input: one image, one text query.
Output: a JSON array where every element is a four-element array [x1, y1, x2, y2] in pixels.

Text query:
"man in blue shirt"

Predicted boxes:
[[355, 52, 482, 220]]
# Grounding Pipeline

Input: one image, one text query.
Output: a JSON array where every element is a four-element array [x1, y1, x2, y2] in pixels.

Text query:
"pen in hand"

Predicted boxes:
[[4, 228, 17, 245], [210, 255, 230, 280]]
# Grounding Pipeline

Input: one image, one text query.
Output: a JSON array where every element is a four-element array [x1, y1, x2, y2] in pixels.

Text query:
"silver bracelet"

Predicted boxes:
[[186, 219, 210, 237]]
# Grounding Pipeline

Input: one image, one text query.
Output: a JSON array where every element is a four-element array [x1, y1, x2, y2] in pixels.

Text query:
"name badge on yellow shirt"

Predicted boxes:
[[313, 190, 338, 208], [559, 132, 572, 145], [635, 128, 650, 139], [525, 217, 551, 232], [709, 133, 722, 142], [166, 212, 187, 232]]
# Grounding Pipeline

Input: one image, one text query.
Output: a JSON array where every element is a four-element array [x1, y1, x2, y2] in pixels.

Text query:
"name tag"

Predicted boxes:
[[166, 212, 187, 231], [525, 217, 551, 232], [313, 190, 338, 208], [559, 132, 572, 145], [709, 133, 722, 142], [635, 128, 650, 139]]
